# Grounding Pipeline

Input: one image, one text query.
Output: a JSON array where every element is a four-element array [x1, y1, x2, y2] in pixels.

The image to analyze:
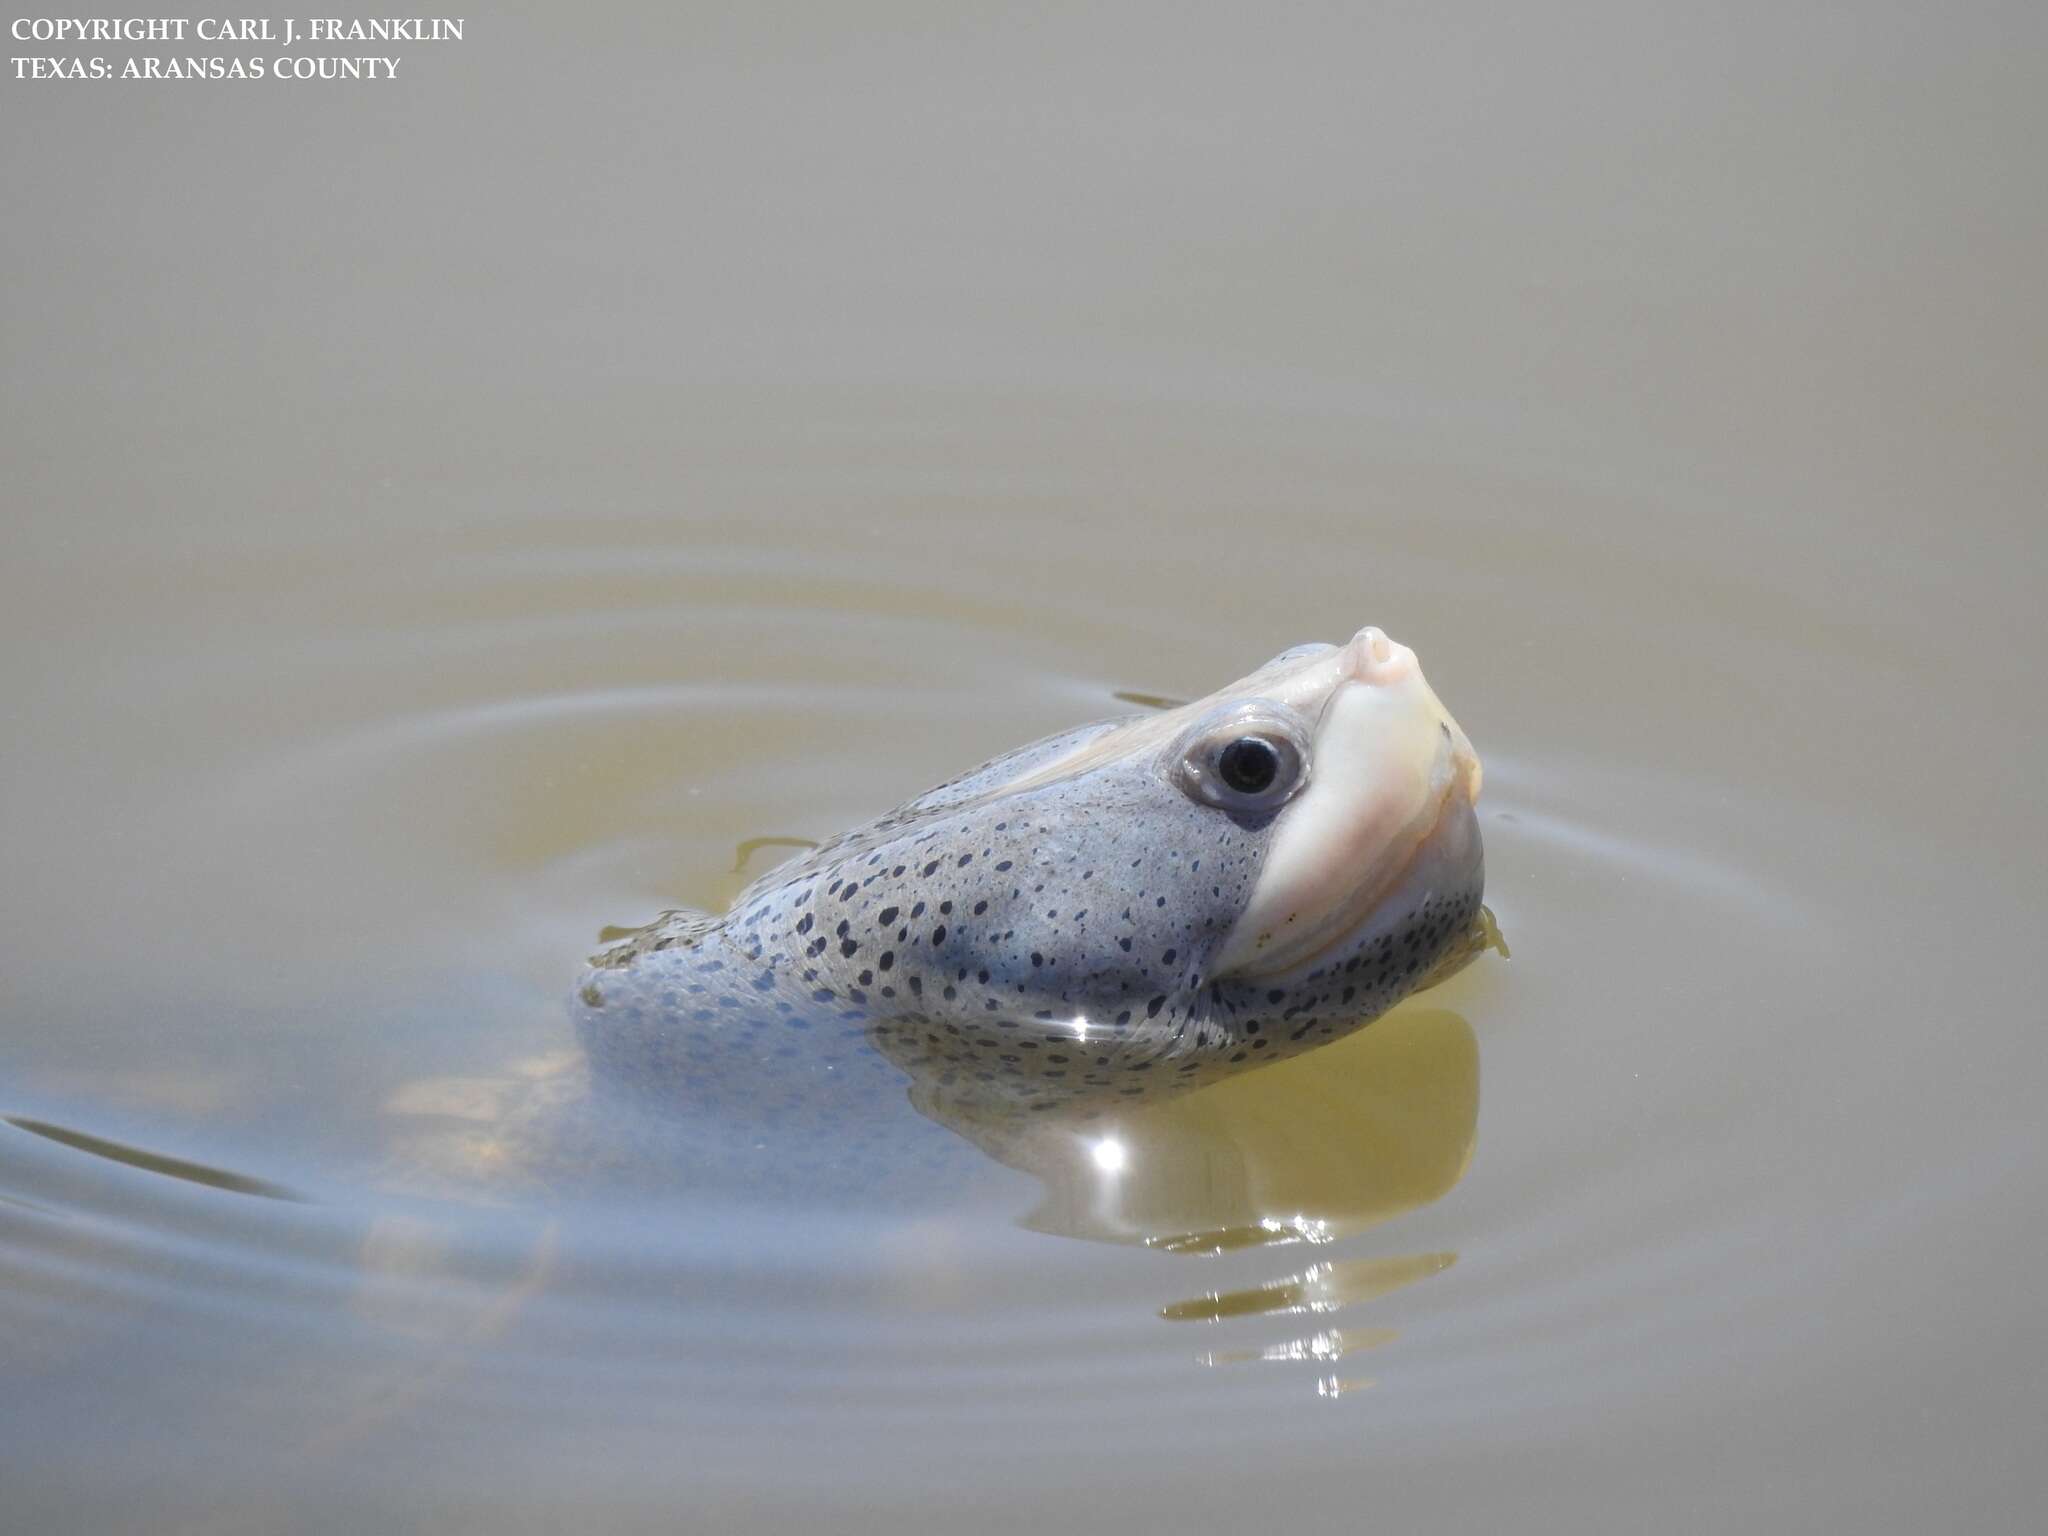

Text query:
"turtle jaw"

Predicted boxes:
[[1210, 630, 1481, 984]]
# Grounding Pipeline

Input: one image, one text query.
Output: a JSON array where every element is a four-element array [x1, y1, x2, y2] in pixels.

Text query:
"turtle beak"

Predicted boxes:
[[1211, 629, 1481, 982]]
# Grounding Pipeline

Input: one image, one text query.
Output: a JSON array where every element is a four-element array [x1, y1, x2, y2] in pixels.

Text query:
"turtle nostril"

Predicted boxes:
[[1344, 625, 1412, 684]]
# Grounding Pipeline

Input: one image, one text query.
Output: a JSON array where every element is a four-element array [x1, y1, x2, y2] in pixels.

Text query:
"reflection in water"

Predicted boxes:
[[376, 999, 1481, 1243], [1159, 1252, 1457, 1323], [884, 977, 1482, 1396], [983, 1004, 1478, 1251], [3, 1116, 305, 1203], [364, 994, 1482, 1394], [1197, 1327, 1397, 1366], [958, 1003, 1478, 1387]]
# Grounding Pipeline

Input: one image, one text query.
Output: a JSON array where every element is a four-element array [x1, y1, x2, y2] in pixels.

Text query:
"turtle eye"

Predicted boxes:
[[1217, 737, 1280, 794], [1170, 703, 1311, 814]]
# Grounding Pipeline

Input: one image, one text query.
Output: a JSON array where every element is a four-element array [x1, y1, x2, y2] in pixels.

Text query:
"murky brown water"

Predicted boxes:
[[5, 4, 2044, 1531]]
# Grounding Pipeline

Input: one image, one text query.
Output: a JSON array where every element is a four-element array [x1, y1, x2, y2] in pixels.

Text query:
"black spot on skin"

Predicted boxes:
[[995, 860, 1013, 872], [1147, 995, 1167, 1018], [922, 860, 941, 876], [840, 939, 859, 958], [879, 906, 898, 925], [932, 925, 947, 945]]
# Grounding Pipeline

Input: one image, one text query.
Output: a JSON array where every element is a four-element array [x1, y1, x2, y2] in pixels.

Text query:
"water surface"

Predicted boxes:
[[4, 4, 2044, 1531]]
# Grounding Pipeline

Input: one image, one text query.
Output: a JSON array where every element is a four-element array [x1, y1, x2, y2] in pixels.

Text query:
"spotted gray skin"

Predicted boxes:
[[575, 628, 1487, 1146]]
